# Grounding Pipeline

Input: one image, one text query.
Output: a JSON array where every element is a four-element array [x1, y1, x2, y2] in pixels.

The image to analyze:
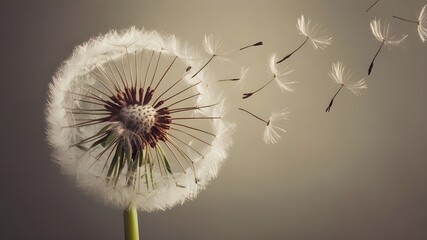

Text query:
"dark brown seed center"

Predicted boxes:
[[119, 104, 156, 133]]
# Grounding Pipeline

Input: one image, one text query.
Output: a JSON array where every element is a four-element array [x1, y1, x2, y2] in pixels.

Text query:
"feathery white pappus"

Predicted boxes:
[[329, 62, 367, 96], [46, 27, 234, 211], [263, 109, 288, 145], [268, 54, 295, 93], [418, 5, 427, 42], [297, 14, 332, 50], [370, 18, 408, 47]]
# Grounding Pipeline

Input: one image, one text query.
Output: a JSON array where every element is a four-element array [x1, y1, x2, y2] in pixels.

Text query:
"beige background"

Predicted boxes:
[[2, 0, 427, 239]]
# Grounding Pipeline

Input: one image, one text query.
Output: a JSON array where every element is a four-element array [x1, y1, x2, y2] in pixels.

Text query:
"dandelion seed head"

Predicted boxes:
[[119, 105, 156, 132], [46, 28, 233, 211], [297, 15, 332, 49]]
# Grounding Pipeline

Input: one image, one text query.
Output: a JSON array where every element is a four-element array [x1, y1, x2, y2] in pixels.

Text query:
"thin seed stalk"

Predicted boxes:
[[277, 37, 308, 64], [368, 40, 384, 75], [124, 206, 139, 240], [365, 0, 380, 13], [392, 16, 419, 24]]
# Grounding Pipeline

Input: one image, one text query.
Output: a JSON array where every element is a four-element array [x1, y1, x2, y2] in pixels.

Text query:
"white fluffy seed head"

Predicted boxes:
[[46, 27, 234, 212]]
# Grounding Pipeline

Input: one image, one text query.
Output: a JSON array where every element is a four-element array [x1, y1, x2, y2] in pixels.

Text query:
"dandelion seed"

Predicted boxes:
[[192, 34, 262, 78], [240, 41, 264, 50], [365, 0, 380, 13], [393, 4, 427, 42], [277, 14, 332, 64], [325, 62, 367, 112], [243, 54, 294, 99], [368, 19, 407, 75], [218, 67, 249, 91], [238, 108, 288, 144], [218, 67, 249, 83], [46, 28, 234, 214]]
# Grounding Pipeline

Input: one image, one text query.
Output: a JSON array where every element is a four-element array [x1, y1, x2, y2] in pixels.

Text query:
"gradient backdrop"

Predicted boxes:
[[2, 0, 427, 239]]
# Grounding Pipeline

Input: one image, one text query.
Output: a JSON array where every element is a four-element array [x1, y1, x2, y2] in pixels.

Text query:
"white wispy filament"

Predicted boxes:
[[46, 28, 234, 211]]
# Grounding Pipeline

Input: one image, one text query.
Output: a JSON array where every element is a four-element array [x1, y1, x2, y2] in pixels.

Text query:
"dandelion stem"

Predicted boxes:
[[171, 122, 215, 137], [167, 103, 218, 114], [88, 71, 116, 96], [239, 41, 263, 51], [142, 51, 155, 90], [166, 138, 196, 180], [368, 40, 384, 75], [218, 77, 240, 82], [242, 76, 275, 99], [161, 82, 201, 104], [110, 54, 129, 89], [152, 76, 184, 106], [134, 51, 139, 90], [164, 93, 200, 109], [171, 116, 221, 120], [191, 55, 215, 78], [153, 56, 178, 91], [325, 84, 344, 112], [392, 16, 419, 24], [136, 49, 145, 90], [96, 59, 122, 93], [170, 127, 212, 146], [277, 37, 309, 64], [163, 141, 187, 173], [149, 51, 162, 88], [124, 206, 139, 240], [238, 108, 269, 125], [365, 0, 380, 13]]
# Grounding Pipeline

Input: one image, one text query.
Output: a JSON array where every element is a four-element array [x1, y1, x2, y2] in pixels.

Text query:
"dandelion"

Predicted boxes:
[[393, 4, 427, 42], [46, 28, 234, 239], [325, 62, 367, 112], [368, 19, 407, 75], [238, 108, 288, 144], [365, 0, 380, 13], [192, 34, 262, 78], [243, 53, 294, 99], [277, 14, 332, 64]]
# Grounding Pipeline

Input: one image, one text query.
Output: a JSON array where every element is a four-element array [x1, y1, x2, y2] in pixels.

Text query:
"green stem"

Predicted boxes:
[[124, 206, 139, 240]]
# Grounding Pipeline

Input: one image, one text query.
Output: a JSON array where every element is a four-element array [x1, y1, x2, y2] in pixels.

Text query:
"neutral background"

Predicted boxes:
[[2, 0, 427, 239]]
